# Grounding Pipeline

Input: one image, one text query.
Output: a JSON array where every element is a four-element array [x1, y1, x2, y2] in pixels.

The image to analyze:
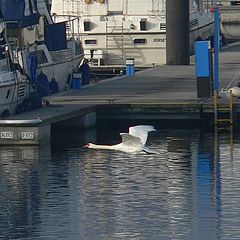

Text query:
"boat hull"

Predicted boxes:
[[0, 72, 30, 117], [81, 22, 214, 66]]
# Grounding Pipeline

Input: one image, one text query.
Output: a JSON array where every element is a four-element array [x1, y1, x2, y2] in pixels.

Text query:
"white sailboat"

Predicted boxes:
[[0, 0, 84, 117], [17, 1, 85, 92], [24, 32, 84, 92], [0, 20, 30, 117], [51, 0, 214, 66]]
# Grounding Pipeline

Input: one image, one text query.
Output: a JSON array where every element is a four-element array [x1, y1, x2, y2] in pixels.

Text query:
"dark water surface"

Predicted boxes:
[[0, 127, 240, 240]]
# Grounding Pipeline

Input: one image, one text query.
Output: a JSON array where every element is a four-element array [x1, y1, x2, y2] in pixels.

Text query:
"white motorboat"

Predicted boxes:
[[52, 0, 214, 66]]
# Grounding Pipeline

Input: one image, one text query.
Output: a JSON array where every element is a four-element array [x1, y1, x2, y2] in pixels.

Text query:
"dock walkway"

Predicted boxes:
[[2, 42, 240, 144]]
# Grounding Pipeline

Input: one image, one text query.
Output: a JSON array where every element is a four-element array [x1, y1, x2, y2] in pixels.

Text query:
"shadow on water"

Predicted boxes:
[[1, 122, 240, 239]]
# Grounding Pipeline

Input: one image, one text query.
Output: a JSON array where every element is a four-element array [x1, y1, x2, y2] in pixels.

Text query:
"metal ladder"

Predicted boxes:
[[106, 20, 124, 64], [214, 90, 235, 160], [214, 90, 234, 127]]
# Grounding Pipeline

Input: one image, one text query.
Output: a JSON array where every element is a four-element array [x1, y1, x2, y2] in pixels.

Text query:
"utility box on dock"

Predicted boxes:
[[195, 41, 213, 98], [71, 73, 82, 90]]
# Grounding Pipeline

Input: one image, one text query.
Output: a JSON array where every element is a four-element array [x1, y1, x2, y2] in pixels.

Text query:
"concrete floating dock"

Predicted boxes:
[[0, 120, 50, 145], [1, 42, 240, 145]]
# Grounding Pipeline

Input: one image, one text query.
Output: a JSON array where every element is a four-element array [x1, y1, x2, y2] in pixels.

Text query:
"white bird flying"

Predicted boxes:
[[83, 125, 157, 154]]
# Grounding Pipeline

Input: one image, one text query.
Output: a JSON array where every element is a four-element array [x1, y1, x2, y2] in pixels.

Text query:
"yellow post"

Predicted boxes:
[[229, 90, 233, 125]]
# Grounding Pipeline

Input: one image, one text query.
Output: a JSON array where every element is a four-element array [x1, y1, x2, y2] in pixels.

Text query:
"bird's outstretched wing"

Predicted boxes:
[[129, 125, 156, 145], [120, 133, 143, 148]]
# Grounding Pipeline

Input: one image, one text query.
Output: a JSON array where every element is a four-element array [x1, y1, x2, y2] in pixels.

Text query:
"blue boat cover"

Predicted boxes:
[[80, 61, 91, 85], [27, 52, 37, 83], [49, 78, 59, 93], [44, 22, 67, 51], [36, 71, 49, 97], [0, 0, 40, 28]]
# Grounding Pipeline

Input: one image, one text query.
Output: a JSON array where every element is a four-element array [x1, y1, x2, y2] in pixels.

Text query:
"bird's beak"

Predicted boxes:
[[83, 144, 89, 148]]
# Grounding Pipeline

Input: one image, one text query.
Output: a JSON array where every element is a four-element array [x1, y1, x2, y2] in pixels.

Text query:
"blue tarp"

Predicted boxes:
[[44, 22, 67, 51], [0, 0, 40, 28]]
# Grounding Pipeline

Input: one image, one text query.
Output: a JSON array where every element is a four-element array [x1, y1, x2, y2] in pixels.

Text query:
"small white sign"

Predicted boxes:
[[153, 38, 165, 42], [1, 131, 14, 139], [21, 132, 34, 139]]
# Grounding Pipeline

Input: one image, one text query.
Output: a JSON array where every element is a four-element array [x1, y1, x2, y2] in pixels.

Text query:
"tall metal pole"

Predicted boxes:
[[212, 7, 220, 126], [213, 7, 220, 93], [166, 0, 189, 65]]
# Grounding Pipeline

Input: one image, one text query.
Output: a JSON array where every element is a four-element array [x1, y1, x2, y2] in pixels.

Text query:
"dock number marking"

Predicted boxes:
[[1, 131, 14, 139], [21, 132, 34, 139], [153, 38, 165, 42]]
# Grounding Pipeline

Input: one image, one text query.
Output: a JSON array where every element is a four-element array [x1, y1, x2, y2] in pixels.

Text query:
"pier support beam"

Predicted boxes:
[[166, 0, 190, 65]]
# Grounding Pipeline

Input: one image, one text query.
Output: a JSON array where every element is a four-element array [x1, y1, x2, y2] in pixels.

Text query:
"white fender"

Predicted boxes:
[[228, 86, 240, 97]]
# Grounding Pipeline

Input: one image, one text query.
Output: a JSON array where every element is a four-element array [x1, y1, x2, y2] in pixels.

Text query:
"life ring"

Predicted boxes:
[[97, 0, 105, 3], [84, 0, 91, 4]]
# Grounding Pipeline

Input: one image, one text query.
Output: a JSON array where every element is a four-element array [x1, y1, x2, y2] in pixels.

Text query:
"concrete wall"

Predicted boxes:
[[0, 125, 51, 145]]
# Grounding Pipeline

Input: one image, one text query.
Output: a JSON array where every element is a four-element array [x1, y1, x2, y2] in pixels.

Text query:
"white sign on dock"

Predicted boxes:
[[0, 125, 50, 145], [21, 132, 34, 140], [1, 131, 14, 139]]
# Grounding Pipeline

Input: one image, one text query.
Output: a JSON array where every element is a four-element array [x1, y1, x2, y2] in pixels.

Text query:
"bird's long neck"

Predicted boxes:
[[88, 143, 117, 150]]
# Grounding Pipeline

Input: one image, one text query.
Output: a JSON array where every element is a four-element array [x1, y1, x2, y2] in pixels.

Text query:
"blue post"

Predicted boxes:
[[126, 58, 135, 76], [73, 72, 82, 89], [214, 7, 220, 93], [70, 72, 82, 89]]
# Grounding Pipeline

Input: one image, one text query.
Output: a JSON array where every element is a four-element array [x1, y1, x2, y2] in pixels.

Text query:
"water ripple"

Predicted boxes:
[[1, 130, 240, 239]]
